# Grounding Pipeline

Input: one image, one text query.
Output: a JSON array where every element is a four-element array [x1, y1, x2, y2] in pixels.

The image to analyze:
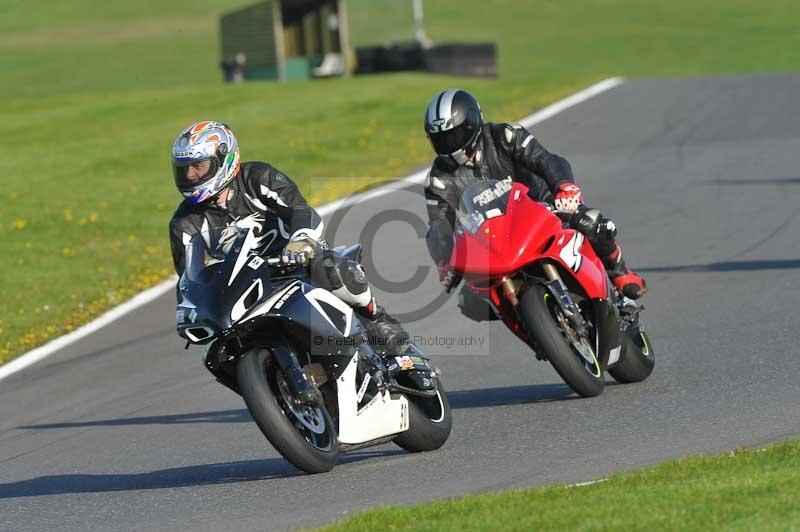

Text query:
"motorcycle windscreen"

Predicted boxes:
[[456, 179, 514, 234], [181, 226, 272, 329], [185, 226, 248, 284], [453, 180, 561, 276]]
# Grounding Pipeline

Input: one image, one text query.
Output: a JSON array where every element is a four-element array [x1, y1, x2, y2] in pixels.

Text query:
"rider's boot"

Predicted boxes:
[[357, 298, 435, 392], [570, 207, 647, 300], [356, 297, 411, 358], [603, 244, 647, 300]]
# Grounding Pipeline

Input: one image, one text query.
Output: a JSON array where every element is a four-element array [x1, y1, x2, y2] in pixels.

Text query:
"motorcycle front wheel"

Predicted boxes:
[[519, 284, 605, 398], [237, 348, 339, 474]]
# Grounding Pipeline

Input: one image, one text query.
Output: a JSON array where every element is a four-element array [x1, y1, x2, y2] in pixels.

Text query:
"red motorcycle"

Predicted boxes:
[[449, 179, 654, 397]]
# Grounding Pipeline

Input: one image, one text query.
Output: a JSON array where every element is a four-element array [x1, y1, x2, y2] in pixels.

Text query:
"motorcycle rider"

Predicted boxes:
[[423, 89, 646, 320], [169, 120, 409, 356]]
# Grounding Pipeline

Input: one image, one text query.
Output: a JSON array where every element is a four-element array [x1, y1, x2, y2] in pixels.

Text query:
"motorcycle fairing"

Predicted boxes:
[[540, 229, 608, 300], [242, 280, 368, 357], [451, 182, 609, 299], [337, 353, 409, 444]]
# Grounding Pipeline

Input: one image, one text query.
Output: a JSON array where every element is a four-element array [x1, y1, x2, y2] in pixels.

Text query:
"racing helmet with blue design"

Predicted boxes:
[[172, 121, 240, 204]]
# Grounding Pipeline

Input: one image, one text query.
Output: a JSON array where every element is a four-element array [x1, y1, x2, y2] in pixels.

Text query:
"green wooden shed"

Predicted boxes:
[[220, 0, 351, 82]]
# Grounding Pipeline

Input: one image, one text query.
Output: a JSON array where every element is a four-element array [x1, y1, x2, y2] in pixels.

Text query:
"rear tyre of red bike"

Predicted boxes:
[[608, 327, 655, 383], [519, 284, 605, 398]]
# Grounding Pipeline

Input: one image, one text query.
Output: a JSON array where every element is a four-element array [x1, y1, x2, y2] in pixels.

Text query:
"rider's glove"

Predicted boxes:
[[280, 237, 317, 267], [280, 249, 308, 266], [554, 182, 583, 214], [438, 261, 462, 293]]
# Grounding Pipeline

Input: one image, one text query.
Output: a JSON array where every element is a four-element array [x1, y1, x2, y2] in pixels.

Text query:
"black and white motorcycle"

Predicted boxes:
[[176, 226, 451, 473]]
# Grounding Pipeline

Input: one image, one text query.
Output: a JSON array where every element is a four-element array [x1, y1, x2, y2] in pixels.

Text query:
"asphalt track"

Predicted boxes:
[[2, 74, 800, 532]]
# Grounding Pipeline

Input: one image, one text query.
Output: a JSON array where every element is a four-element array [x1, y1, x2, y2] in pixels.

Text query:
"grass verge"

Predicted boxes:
[[3, 0, 799, 363], [317, 439, 800, 531]]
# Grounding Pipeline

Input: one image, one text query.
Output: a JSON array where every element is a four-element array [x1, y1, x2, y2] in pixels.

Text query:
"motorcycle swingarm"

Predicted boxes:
[[387, 378, 438, 398], [384, 353, 438, 397], [618, 296, 644, 331]]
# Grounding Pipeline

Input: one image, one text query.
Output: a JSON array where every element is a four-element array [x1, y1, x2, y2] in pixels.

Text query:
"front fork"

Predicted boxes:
[[271, 345, 324, 407], [495, 263, 586, 335], [531, 262, 619, 369], [541, 263, 590, 337], [486, 265, 589, 347]]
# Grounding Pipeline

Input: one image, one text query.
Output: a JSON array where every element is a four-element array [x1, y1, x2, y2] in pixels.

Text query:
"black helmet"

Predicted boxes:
[[424, 89, 483, 164]]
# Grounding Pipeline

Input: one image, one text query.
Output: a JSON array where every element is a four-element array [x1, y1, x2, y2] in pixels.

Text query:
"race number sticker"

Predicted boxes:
[[397, 355, 415, 370], [248, 256, 265, 270], [559, 233, 584, 273], [356, 373, 372, 403], [472, 178, 512, 207]]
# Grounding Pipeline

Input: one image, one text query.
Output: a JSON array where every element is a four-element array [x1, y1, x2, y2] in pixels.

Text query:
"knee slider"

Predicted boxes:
[[337, 260, 369, 295], [571, 207, 602, 234], [316, 251, 344, 290], [598, 217, 618, 241], [327, 258, 371, 307]]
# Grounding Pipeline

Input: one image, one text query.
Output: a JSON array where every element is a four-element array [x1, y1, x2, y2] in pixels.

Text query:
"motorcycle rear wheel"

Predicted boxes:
[[394, 377, 452, 452], [519, 284, 605, 397], [237, 348, 339, 474], [608, 327, 655, 383]]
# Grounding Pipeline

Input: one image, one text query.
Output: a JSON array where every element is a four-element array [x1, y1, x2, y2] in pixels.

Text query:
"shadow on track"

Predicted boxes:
[[22, 384, 587, 429], [638, 259, 800, 273], [0, 449, 404, 499], [447, 383, 579, 409], [18, 409, 252, 430], [704, 177, 800, 186]]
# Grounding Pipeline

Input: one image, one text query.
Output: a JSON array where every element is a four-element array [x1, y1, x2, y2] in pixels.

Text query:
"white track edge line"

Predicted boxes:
[[568, 478, 609, 488], [0, 278, 178, 382], [0, 77, 624, 382]]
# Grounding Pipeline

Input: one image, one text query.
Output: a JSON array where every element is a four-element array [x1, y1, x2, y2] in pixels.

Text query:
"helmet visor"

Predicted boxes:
[[428, 121, 477, 155], [173, 158, 219, 192]]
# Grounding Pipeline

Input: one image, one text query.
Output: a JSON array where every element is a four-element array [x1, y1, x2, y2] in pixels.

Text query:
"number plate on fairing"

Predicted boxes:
[[558, 233, 585, 273]]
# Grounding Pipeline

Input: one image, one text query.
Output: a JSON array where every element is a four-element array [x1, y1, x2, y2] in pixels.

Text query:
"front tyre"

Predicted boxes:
[[237, 348, 339, 474], [394, 377, 452, 452], [608, 327, 655, 383], [519, 284, 605, 398]]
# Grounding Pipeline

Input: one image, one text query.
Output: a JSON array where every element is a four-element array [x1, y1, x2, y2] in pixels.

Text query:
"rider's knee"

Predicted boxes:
[[571, 207, 617, 244], [327, 257, 371, 307], [571, 207, 603, 234]]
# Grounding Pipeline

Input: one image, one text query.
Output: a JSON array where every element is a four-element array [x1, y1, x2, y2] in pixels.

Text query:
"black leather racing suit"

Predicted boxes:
[[169, 161, 373, 310], [424, 122, 618, 321], [170, 162, 321, 275]]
